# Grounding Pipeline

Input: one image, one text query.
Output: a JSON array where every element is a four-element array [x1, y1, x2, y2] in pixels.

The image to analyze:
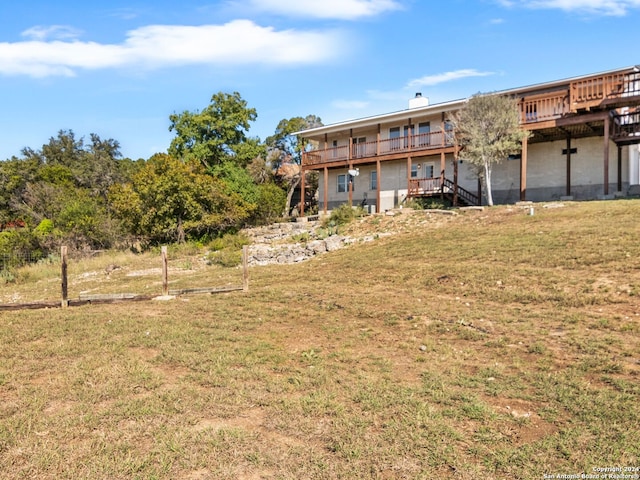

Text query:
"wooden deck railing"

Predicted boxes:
[[519, 71, 640, 124], [519, 92, 570, 124], [302, 130, 454, 166], [408, 177, 480, 206], [571, 73, 627, 107], [304, 71, 640, 164], [612, 108, 640, 143]]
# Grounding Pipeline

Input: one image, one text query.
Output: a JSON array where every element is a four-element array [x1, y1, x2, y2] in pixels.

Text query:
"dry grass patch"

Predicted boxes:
[[1, 200, 639, 478]]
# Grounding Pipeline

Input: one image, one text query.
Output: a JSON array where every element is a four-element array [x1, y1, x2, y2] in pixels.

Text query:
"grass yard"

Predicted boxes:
[[0, 200, 639, 479]]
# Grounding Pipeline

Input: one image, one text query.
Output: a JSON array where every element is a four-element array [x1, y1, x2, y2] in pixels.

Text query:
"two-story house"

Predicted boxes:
[[295, 66, 640, 213]]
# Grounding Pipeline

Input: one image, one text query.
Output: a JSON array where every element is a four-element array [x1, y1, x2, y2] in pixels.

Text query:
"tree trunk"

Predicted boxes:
[[484, 161, 494, 206], [284, 175, 301, 217], [177, 215, 185, 244]]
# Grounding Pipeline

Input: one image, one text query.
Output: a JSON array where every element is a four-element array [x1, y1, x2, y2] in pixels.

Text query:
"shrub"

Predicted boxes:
[[206, 232, 251, 267], [252, 183, 286, 225], [322, 204, 367, 228], [206, 249, 242, 268]]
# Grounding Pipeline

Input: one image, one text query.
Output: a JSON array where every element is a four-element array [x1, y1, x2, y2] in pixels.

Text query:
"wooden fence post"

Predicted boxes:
[[242, 245, 249, 292], [161, 246, 169, 296], [61, 246, 68, 308]]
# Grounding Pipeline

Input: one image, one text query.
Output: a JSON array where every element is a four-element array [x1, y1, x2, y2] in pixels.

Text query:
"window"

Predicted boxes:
[[353, 137, 366, 157], [444, 120, 454, 145], [424, 164, 434, 178], [418, 122, 430, 146], [337, 174, 347, 193], [389, 127, 400, 150], [370, 171, 377, 190], [338, 174, 355, 193], [411, 164, 419, 178], [331, 140, 338, 158], [403, 124, 414, 147]]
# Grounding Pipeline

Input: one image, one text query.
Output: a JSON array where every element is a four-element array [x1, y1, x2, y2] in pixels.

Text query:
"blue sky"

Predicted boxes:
[[1, 0, 639, 160]]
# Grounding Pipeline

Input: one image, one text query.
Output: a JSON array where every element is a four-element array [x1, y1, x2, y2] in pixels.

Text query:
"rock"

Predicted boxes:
[[307, 240, 327, 254], [324, 236, 344, 252]]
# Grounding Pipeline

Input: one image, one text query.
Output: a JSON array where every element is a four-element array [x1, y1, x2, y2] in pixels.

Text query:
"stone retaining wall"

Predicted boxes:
[[244, 221, 358, 266]]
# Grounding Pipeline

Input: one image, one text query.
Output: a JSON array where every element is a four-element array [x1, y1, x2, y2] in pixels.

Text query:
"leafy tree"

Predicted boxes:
[[266, 115, 323, 215], [21, 130, 124, 199], [110, 154, 252, 244], [452, 94, 529, 206], [168, 91, 260, 168], [0, 156, 40, 224], [253, 183, 286, 225]]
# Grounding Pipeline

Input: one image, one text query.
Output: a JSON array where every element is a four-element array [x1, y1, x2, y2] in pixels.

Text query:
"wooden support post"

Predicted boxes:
[[566, 136, 572, 197], [300, 166, 305, 216], [323, 166, 329, 213], [242, 245, 249, 292], [453, 149, 459, 206], [520, 135, 528, 201], [61, 246, 68, 308], [324, 133, 328, 160], [407, 156, 412, 200], [161, 246, 169, 296], [604, 114, 610, 196], [617, 145, 623, 193], [440, 151, 446, 201], [348, 164, 353, 207], [376, 159, 381, 212]]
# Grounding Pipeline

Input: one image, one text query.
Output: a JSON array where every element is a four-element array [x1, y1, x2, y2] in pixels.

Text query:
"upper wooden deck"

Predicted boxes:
[[519, 70, 640, 126], [302, 129, 455, 168], [301, 69, 640, 168]]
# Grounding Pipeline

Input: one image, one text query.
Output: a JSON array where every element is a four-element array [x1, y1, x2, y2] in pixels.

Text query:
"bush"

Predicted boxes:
[[209, 232, 250, 252], [206, 249, 242, 268], [206, 232, 251, 267], [252, 183, 286, 225], [322, 204, 367, 228]]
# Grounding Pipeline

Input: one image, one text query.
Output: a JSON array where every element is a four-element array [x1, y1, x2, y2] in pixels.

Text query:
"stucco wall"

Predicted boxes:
[[490, 137, 629, 203], [314, 139, 633, 209]]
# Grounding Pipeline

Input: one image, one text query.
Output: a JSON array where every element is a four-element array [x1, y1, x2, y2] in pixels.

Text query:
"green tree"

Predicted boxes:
[[21, 130, 124, 199], [266, 115, 322, 215], [253, 183, 286, 225], [0, 156, 41, 224], [110, 154, 251, 244], [168, 91, 261, 168], [453, 94, 529, 206]]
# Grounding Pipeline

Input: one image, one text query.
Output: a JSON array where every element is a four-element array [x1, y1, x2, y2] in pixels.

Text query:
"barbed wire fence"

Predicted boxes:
[[0, 249, 107, 273], [1, 246, 249, 311], [0, 251, 56, 272]]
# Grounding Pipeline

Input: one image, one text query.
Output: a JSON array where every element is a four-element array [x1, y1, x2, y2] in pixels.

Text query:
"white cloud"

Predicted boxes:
[[21, 25, 83, 41], [407, 69, 494, 88], [0, 20, 347, 78], [497, 0, 640, 15], [242, 0, 403, 19]]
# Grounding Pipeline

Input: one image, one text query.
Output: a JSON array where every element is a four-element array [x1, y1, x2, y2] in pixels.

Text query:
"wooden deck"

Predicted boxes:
[[408, 177, 480, 206], [302, 69, 640, 168], [303, 130, 455, 167]]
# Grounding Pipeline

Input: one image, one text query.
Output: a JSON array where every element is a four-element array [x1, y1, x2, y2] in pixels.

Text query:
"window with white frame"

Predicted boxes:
[[370, 171, 377, 190], [418, 122, 430, 146], [424, 163, 434, 178], [411, 164, 419, 178], [353, 137, 366, 157], [337, 174, 347, 193]]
